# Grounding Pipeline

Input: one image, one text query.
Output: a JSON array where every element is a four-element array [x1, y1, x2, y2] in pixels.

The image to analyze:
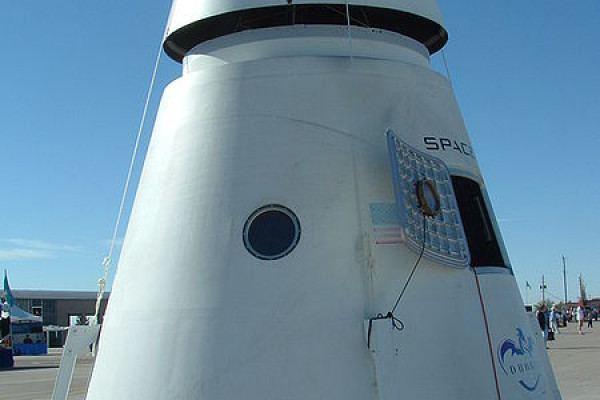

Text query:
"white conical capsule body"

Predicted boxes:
[[86, 2, 561, 399]]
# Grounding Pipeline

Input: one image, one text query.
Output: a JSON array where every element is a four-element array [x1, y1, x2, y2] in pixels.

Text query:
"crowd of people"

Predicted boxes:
[[537, 301, 597, 345]]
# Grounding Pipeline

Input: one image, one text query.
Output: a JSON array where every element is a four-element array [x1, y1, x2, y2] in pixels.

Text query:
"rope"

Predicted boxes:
[[344, 1, 353, 62], [93, 19, 169, 322], [441, 49, 454, 88], [544, 290, 564, 302]]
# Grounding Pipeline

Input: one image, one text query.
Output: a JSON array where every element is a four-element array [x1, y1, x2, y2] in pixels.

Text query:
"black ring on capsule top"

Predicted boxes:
[[164, 4, 448, 62]]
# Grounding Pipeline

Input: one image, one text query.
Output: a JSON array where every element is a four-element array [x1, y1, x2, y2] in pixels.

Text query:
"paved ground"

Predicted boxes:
[[0, 348, 93, 400], [547, 320, 600, 400], [0, 322, 598, 399]]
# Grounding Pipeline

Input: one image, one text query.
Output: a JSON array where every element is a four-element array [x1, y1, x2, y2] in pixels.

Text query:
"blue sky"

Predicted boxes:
[[2, 2, 599, 305]]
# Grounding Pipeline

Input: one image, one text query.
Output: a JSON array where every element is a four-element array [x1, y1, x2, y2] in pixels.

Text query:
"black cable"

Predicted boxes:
[[367, 312, 405, 348], [391, 214, 427, 314], [366, 213, 428, 347], [545, 291, 564, 302]]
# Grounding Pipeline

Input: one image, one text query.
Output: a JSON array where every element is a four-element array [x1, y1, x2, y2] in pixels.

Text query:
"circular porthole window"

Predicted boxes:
[[243, 205, 301, 260]]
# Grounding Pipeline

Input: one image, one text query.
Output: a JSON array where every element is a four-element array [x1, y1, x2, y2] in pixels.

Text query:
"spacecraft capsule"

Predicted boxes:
[[85, 1, 562, 399]]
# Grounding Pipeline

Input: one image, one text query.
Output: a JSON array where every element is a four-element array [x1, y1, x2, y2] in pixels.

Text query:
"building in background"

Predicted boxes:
[[1, 290, 109, 347]]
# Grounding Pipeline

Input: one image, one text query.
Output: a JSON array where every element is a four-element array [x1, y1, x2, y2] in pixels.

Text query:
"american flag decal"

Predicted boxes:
[[369, 203, 404, 245]]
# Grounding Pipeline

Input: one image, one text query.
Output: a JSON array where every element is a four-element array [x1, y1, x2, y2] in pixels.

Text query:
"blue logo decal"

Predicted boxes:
[[497, 328, 542, 392]]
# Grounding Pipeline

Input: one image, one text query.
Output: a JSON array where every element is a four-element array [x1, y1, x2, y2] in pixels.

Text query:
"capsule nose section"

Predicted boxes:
[[164, 0, 448, 62]]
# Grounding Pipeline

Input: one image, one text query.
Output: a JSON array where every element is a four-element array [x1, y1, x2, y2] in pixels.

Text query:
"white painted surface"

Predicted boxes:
[[479, 271, 562, 400], [86, 20, 560, 400]]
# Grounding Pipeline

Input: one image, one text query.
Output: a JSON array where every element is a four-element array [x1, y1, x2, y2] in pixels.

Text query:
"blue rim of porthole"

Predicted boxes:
[[243, 204, 301, 261]]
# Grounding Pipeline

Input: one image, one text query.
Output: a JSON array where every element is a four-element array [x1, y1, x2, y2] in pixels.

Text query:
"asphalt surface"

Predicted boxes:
[[547, 320, 600, 400], [0, 348, 92, 400], [0, 322, 598, 400]]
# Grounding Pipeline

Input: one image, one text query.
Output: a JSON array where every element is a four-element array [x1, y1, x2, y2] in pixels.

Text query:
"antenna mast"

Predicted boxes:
[[540, 275, 547, 304]]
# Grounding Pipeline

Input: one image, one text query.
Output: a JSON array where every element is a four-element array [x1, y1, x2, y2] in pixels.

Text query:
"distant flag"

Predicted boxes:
[[3, 270, 14, 307], [525, 281, 531, 289]]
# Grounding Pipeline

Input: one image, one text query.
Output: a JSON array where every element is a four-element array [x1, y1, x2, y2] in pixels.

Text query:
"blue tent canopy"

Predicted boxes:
[[7, 304, 42, 322]]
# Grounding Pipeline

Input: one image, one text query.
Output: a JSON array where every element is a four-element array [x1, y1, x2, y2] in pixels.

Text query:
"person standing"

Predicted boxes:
[[537, 305, 548, 344], [550, 305, 560, 334], [577, 302, 585, 334]]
